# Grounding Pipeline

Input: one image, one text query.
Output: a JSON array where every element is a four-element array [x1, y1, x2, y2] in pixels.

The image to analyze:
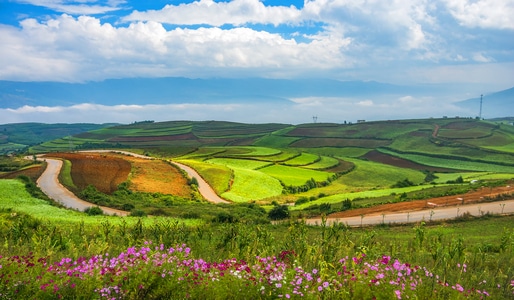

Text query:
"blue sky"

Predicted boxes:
[[0, 0, 513, 124]]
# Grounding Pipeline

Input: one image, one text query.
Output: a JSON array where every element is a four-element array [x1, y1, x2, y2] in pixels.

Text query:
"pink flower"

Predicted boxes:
[[394, 290, 402, 299]]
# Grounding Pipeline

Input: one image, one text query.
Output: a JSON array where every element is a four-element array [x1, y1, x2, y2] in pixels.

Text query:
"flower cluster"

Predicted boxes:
[[0, 242, 503, 299]]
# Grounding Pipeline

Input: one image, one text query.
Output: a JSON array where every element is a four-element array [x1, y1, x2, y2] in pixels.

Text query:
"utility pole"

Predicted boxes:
[[313, 116, 318, 123], [479, 94, 483, 120]]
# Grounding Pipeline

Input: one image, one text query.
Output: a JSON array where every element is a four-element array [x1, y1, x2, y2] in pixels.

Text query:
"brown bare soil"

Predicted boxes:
[[44, 152, 192, 197], [121, 156, 192, 197], [329, 183, 514, 218], [362, 150, 459, 172], [0, 165, 45, 182], [45, 153, 131, 194]]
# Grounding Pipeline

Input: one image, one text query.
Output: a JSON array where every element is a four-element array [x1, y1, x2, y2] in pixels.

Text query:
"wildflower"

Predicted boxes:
[[394, 290, 401, 299]]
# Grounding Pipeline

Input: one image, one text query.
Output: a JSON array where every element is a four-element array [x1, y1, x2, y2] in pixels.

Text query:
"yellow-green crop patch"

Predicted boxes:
[[176, 159, 232, 194], [220, 169, 283, 202], [260, 165, 332, 186], [283, 152, 319, 166], [225, 146, 282, 157], [336, 157, 426, 188], [303, 156, 340, 170], [206, 158, 272, 170]]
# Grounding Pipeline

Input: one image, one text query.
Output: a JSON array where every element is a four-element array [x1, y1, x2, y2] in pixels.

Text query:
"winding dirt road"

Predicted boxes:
[[35, 150, 513, 225], [36, 158, 128, 216], [36, 150, 228, 217]]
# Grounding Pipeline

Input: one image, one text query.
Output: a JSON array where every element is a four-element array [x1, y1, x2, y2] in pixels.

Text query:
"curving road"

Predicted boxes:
[[36, 150, 228, 216], [82, 150, 229, 203], [36, 158, 129, 216], [34, 150, 513, 224], [306, 199, 514, 226]]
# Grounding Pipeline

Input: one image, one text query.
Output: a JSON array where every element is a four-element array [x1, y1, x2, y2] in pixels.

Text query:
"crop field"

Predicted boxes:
[[302, 155, 340, 170], [220, 168, 283, 202], [379, 148, 514, 173], [282, 152, 319, 166], [290, 137, 391, 148], [2, 118, 514, 299], [177, 159, 232, 194], [206, 158, 272, 170], [260, 164, 332, 186], [45, 152, 132, 193]]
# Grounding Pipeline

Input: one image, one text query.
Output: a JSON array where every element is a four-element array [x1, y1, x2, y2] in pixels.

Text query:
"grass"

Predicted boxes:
[[220, 168, 283, 202], [260, 165, 333, 186], [177, 159, 232, 194], [59, 159, 76, 189], [303, 156, 340, 170], [379, 148, 514, 173], [206, 158, 272, 170], [283, 152, 319, 166]]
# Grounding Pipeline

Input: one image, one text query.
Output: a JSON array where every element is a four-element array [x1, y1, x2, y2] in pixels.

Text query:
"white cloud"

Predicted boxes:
[[443, 0, 514, 30], [124, 0, 302, 26], [0, 14, 352, 82]]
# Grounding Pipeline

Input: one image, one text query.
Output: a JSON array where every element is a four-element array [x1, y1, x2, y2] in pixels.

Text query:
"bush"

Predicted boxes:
[[130, 209, 147, 217], [268, 205, 289, 220], [84, 206, 104, 216]]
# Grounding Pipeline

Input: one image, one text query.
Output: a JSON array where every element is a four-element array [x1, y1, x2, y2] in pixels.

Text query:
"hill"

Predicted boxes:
[[456, 86, 514, 118], [0, 78, 428, 108], [0, 123, 116, 154]]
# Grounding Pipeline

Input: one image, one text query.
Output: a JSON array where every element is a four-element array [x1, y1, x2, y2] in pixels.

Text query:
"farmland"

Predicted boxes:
[[1, 117, 514, 299]]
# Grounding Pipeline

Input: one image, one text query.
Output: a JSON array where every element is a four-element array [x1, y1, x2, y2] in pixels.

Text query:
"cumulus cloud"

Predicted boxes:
[[443, 0, 514, 30], [0, 14, 352, 82], [1, 0, 512, 86], [124, 0, 302, 26]]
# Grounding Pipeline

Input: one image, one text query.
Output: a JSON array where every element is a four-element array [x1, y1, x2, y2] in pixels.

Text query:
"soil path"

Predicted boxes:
[[171, 161, 229, 204], [36, 158, 128, 216], [306, 199, 514, 226]]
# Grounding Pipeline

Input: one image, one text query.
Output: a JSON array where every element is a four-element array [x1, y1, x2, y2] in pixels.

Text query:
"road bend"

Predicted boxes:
[[37, 158, 128, 216]]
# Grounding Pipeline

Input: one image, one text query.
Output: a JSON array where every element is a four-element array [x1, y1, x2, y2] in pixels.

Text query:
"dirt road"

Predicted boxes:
[[306, 199, 514, 226], [36, 158, 128, 216]]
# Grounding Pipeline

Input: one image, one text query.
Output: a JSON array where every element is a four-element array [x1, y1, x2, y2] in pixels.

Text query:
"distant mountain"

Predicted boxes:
[[456, 87, 514, 118], [0, 78, 426, 109]]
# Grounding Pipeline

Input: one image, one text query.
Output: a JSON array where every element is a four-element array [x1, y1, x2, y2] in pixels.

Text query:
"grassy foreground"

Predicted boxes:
[[1, 179, 513, 299]]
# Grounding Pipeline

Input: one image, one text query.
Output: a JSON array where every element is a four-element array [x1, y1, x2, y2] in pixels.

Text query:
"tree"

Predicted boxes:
[[268, 205, 290, 220]]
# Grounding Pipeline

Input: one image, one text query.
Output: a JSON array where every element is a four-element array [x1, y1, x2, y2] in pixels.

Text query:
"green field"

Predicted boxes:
[[220, 168, 283, 202], [260, 164, 333, 186]]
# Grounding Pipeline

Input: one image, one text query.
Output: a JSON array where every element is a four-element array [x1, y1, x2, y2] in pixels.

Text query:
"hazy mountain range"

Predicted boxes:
[[0, 78, 512, 119]]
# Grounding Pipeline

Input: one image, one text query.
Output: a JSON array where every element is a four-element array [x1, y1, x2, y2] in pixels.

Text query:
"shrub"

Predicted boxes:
[[268, 205, 289, 220], [84, 206, 104, 216]]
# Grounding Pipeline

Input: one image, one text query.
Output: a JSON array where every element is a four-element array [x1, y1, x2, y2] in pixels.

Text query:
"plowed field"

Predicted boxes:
[[45, 153, 131, 194], [45, 152, 191, 197], [122, 156, 191, 197], [329, 182, 514, 218]]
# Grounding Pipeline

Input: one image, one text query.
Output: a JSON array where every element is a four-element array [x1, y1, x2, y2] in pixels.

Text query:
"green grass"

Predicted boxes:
[[0, 179, 200, 226], [177, 159, 232, 194], [336, 157, 426, 188], [303, 156, 340, 170], [283, 152, 319, 166], [59, 159, 76, 189], [206, 158, 272, 170], [220, 168, 283, 202], [379, 148, 514, 173], [260, 165, 333, 186]]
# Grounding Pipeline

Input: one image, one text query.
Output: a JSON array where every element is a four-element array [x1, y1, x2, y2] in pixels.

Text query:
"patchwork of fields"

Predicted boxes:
[[2, 118, 514, 215]]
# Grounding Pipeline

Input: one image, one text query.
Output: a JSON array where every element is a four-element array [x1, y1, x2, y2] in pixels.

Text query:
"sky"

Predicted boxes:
[[0, 0, 513, 124]]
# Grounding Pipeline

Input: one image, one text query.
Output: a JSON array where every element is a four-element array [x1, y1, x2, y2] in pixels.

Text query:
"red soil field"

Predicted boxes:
[[329, 182, 514, 218], [45, 152, 192, 197], [45, 152, 131, 194], [362, 150, 459, 172]]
